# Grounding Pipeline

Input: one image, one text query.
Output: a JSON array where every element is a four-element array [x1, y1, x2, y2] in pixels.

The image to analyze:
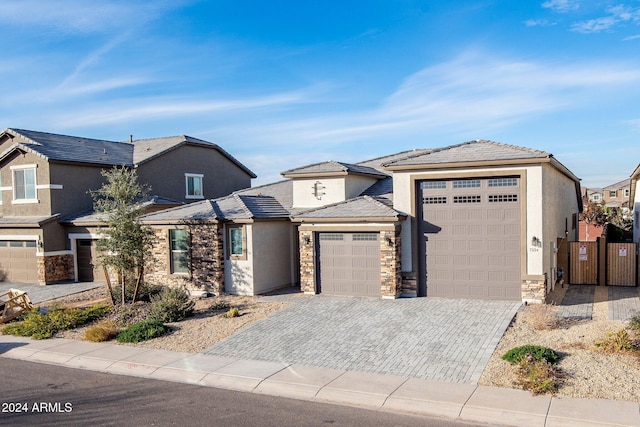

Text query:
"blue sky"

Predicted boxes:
[[1, 1, 640, 187]]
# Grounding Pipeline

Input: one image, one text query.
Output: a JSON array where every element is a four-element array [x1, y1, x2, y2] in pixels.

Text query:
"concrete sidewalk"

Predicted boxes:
[[1, 335, 638, 427]]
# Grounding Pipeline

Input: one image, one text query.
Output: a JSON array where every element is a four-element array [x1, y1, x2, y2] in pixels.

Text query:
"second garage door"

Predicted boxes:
[[318, 232, 381, 297], [0, 240, 39, 283], [421, 177, 522, 301]]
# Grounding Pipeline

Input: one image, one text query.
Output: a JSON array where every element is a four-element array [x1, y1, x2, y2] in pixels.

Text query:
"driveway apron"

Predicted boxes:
[[203, 296, 520, 384]]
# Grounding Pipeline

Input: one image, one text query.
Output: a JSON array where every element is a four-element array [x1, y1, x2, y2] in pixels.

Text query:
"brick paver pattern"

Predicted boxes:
[[558, 285, 594, 319], [609, 287, 640, 321], [203, 296, 520, 384]]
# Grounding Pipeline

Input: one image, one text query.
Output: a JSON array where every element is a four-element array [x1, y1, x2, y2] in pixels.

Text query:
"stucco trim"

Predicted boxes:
[[299, 223, 400, 232]]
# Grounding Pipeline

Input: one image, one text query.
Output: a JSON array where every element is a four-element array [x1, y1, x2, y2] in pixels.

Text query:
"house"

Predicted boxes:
[[602, 179, 630, 208], [0, 128, 256, 285], [578, 187, 605, 241], [629, 165, 640, 243], [141, 140, 581, 304]]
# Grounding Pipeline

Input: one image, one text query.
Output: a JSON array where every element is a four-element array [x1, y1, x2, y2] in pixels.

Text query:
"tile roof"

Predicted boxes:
[[2, 128, 133, 166], [0, 215, 60, 227], [360, 176, 393, 199], [61, 195, 186, 224], [357, 149, 433, 172], [384, 140, 551, 168], [140, 194, 290, 223], [603, 179, 630, 190], [281, 161, 387, 178], [1, 129, 256, 177], [293, 196, 405, 221]]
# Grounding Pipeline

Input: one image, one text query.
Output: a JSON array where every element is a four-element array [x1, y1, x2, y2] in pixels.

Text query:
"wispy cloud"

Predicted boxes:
[[623, 34, 640, 41], [572, 4, 640, 33], [542, 0, 580, 13], [0, 0, 182, 35], [524, 19, 555, 27]]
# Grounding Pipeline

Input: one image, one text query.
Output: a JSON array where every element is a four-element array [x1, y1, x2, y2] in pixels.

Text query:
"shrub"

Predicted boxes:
[[107, 303, 149, 328], [222, 307, 240, 318], [595, 330, 635, 353], [516, 354, 564, 395], [502, 345, 560, 365], [521, 304, 559, 331], [210, 300, 231, 311], [2, 304, 111, 339], [629, 314, 640, 332], [149, 287, 196, 322], [84, 321, 119, 342], [148, 287, 195, 323], [116, 319, 168, 343], [110, 282, 163, 303]]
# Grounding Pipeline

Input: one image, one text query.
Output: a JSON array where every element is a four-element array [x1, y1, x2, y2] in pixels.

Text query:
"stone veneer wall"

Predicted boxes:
[[299, 230, 315, 293], [522, 277, 547, 304], [380, 228, 402, 298], [146, 223, 224, 295], [37, 254, 74, 285]]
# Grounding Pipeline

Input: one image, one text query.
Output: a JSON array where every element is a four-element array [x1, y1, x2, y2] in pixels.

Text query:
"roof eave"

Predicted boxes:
[[384, 157, 552, 171], [292, 215, 406, 223]]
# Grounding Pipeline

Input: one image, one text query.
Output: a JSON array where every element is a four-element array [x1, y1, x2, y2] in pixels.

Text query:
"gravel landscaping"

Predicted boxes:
[[3, 284, 640, 402]]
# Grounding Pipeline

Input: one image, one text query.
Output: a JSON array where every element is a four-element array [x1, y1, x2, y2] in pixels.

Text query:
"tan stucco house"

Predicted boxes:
[[0, 128, 256, 285], [141, 140, 582, 304]]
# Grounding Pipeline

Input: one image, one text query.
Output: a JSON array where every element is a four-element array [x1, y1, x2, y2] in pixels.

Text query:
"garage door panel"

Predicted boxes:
[[319, 232, 381, 297], [0, 241, 38, 283], [422, 176, 521, 301]]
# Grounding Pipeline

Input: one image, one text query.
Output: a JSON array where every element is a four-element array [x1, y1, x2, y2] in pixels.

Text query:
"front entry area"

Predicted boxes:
[[317, 232, 381, 297], [76, 239, 106, 282], [420, 177, 522, 301]]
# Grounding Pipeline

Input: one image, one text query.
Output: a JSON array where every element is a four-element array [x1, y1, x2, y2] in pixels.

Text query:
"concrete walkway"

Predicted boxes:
[[203, 296, 521, 383], [1, 335, 638, 427], [558, 285, 640, 321], [0, 281, 104, 304]]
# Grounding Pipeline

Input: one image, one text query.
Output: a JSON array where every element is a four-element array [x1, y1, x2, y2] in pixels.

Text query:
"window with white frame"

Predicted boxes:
[[169, 229, 189, 274], [185, 173, 204, 199], [624, 189, 630, 197], [12, 165, 37, 202], [609, 190, 617, 198], [592, 194, 601, 201], [228, 225, 246, 260]]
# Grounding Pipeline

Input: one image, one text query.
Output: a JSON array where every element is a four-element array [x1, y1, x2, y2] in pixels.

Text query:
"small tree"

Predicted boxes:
[[91, 167, 154, 304], [579, 199, 608, 241]]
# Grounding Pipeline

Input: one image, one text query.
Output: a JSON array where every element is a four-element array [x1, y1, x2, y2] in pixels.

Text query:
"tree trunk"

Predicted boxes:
[[103, 266, 115, 306], [120, 270, 126, 305], [132, 265, 144, 303]]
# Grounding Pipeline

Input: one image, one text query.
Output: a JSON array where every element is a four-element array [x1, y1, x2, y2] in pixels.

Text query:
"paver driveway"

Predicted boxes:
[[203, 296, 521, 384]]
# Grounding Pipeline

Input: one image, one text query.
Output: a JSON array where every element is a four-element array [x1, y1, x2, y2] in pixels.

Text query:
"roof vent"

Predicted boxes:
[[103, 148, 107, 154], [130, 134, 133, 143]]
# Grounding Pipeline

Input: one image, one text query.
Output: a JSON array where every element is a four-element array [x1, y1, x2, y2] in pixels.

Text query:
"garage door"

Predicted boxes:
[[0, 240, 39, 282], [421, 177, 521, 300], [318, 232, 381, 297]]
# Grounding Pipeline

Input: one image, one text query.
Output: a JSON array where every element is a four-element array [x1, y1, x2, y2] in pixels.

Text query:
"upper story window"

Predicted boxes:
[[11, 165, 37, 203], [624, 189, 630, 197], [609, 190, 617, 198], [592, 194, 601, 201], [185, 173, 204, 199]]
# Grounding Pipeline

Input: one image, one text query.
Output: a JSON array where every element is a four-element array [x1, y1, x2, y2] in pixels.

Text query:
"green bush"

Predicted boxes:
[[148, 287, 195, 323], [629, 314, 640, 331], [210, 300, 231, 312], [502, 345, 560, 365], [2, 304, 111, 340], [116, 319, 168, 343]]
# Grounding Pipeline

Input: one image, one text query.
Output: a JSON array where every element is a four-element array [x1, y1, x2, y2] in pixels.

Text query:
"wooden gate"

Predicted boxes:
[[569, 241, 598, 285], [568, 240, 638, 286], [607, 243, 637, 287]]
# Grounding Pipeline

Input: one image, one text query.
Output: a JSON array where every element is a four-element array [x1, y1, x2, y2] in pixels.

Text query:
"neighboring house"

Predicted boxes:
[[602, 179, 630, 208], [629, 165, 640, 243], [578, 187, 605, 241], [583, 187, 603, 203], [0, 128, 255, 285], [141, 140, 581, 304]]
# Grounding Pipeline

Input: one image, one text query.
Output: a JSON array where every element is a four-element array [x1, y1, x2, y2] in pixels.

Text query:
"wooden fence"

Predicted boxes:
[[567, 239, 637, 286]]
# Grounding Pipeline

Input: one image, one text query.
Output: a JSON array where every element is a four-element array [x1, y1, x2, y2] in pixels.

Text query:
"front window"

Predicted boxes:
[[169, 229, 189, 274], [13, 167, 36, 201], [609, 190, 617, 198], [185, 174, 204, 199], [624, 189, 630, 197], [592, 194, 601, 201], [228, 225, 246, 259]]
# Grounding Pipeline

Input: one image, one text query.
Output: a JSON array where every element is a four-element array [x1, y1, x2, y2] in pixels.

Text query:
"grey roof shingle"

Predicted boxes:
[[0, 214, 60, 227], [281, 161, 387, 178], [384, 140, 551, 168], [139, 200, 220, 223], [294, 196, 405, 220], [3, 128, 133, 166], [357, 149, 433, 172], [360, 176, 393, 199], [1, 129, 256, 177]]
